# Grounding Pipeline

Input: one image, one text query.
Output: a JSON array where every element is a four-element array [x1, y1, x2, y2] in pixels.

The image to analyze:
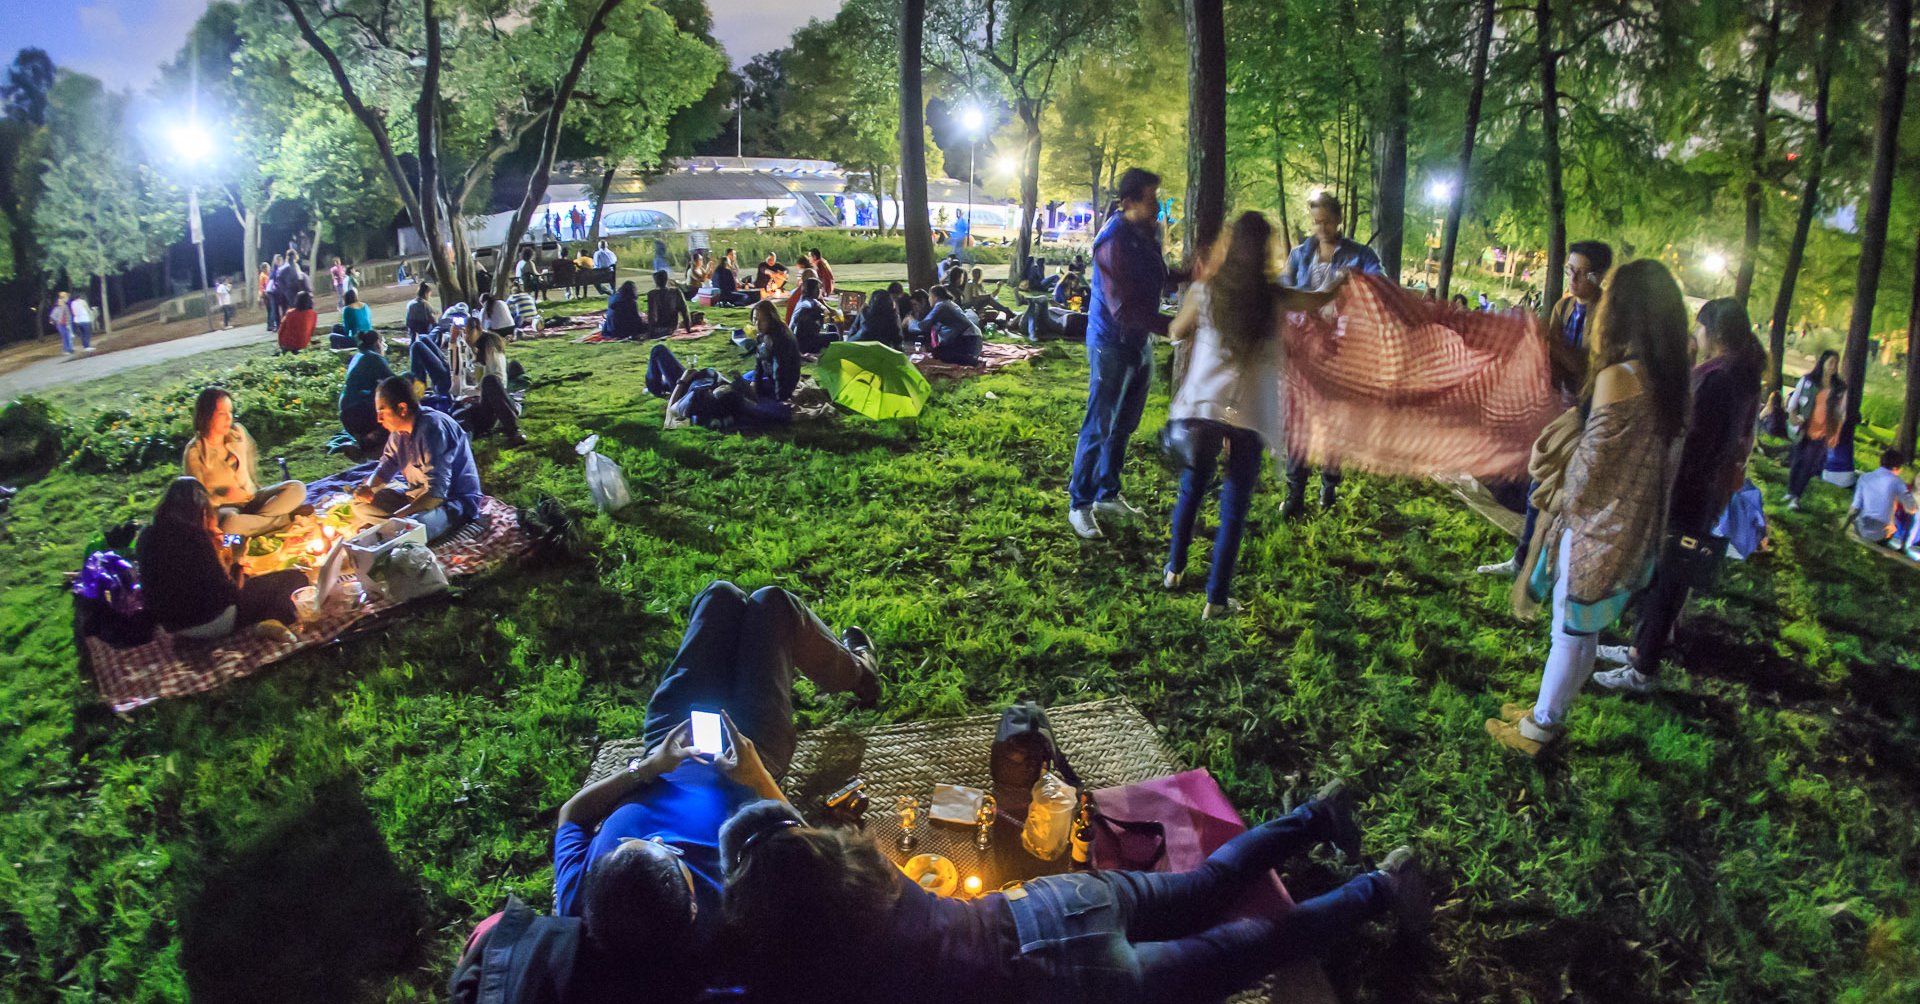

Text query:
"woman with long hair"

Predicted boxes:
[[1489, 258, 1692, 755], [719, 785, 1426, 1004], [277, 290, 318, 353], [1163, 211, 1337, 618], [1591, 297, 1765, 694], [182, 388, 309, 537], [135, 477, 306, 642], [751, 299, 802, 402], [1784, 348, 1847, 508], [853, 289, 903, 349]]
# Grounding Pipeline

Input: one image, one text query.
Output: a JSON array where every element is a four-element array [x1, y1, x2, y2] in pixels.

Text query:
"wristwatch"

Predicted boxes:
[[625, 756, 645, 777]]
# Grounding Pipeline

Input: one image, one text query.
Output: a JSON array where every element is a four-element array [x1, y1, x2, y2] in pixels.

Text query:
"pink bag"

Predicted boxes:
[[1090, 769, 1292, 916]]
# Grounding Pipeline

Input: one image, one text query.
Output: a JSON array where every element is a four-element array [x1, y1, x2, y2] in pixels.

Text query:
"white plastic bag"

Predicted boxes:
[[381, 542, 449, 603], [577, 434, 632, 512], [1021, 770, 1078, 861]]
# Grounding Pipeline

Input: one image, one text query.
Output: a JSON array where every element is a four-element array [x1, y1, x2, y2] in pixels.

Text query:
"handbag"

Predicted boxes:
[[1662, 529, 1728, 589]]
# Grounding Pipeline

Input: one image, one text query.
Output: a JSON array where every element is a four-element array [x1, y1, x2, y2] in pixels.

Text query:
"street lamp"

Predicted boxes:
[[1701, 251, 1728, 274], [169, 120, 217, 332], [960, 105, 985, 262], [1424, 179, 1454, 287]]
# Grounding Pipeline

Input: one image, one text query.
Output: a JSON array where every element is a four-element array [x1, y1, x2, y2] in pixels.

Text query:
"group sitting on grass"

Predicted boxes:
[[448, 582, 1430, 1004], [1847, 448, 1917, 553]]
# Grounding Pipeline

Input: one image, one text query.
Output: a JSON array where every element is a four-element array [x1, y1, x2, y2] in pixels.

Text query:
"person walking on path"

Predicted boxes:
[[49, 291, 78, 354], [1487, 260, 1692, 756], [215, 278, 234, 329], [258, 263, 278, 332], [328, 257, 348, 314], [1783, 350, 1847, 510], [1276, 192, 1383, 519], [1068, 167, 1172, 540], [68, 294, 96, 352]]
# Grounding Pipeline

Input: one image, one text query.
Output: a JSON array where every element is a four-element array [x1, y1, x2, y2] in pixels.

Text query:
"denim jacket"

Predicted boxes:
[[1281, 237, 1383, 291]]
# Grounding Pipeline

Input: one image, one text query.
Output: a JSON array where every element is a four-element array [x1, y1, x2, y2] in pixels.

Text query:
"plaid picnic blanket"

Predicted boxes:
[[85, 496, 531, 713], [906, 340, 1047, 380], [1283, 275, 1560, 481], [574, 323, 717, 345]]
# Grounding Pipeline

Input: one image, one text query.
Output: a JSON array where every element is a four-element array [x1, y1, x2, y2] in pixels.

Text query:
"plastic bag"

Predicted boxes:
[[1021, 770, 1078, 861], [576, 434, 632, 512], [381, 542, 449, 603]]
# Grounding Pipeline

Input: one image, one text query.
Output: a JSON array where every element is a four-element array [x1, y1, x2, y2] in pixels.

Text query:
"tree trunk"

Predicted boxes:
[[308, 218, 324, 277], [1439, 0, 1495, 300], [236, 206, 260, 308], [1185, 0, 1228, 260], [1274, 123, 1294, 250], [589, 162, 616, 241], [1766, 0, 1840, 406], [1899, 230, 1920, 457], [1536, 0, 1567, 309], [95, 274, 111, 335], [1012, 104, 1044, 285], [1734, 0, 1783, 304], [1842, 0, 1911, 427], [1371, 0, 1408, 281], [493, 0, 625, 297], [899, 0, 938, 292]]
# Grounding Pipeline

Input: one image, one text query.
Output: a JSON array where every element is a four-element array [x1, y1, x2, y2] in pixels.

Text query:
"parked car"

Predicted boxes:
[[600, 209, 679, 235]]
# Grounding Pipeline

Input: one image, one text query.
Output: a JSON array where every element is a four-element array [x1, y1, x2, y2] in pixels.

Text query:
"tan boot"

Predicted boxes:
[[1485, 712, 1562, 756]]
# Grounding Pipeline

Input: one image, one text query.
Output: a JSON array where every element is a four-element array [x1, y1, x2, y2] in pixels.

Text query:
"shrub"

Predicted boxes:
[[0, 396, 67, 478], [601, 228, 1014, 271]]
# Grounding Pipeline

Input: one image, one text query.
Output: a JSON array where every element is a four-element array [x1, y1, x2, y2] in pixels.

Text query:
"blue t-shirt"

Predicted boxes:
[[552, 762, 755, 947]]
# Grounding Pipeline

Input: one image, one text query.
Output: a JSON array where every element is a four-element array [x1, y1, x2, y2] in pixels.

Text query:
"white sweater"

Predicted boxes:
[[1168, 283, 1286, 448]]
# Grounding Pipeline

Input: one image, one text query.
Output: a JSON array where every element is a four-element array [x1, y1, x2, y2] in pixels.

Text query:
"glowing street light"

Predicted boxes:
[[169, 122, 214, 166], [1701, 251, 1728, 273], [1426, 178, 1454, 203], [996, 154, 1019, 176], [168, 118, 217, 331], [960, 105, 986, 261], [959, 105, 986, 135]]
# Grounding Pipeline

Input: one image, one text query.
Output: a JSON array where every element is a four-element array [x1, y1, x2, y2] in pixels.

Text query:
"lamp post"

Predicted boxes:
[[960, 105, 984, 262], [1425, 178, 1453, 290], [170, 122, 216, 332], [1701, 251, 1729, 297]]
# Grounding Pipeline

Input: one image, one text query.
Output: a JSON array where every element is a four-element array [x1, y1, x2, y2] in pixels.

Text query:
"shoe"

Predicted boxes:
[[1069, 507, 1104, 540], [1378, 846, 1432, 935], [1163, 569, 1183, 590], [1279, 495, 1306, 522], [1092, 496, 1146, 521], [1596, 644, 1633, 666], [84, 346, 96, 352], [841, 627, 881, 708], [1785, 496, 1800, 511], [1485, 712, 1562, 756], [1592, 666, 1656, 694], [1476, 557, 1519, 576], [1312, 778, 1364, 860], [1202, 599, 1244, 620], [1498, 702, 1530, 725], [503, 433, 530, 449]]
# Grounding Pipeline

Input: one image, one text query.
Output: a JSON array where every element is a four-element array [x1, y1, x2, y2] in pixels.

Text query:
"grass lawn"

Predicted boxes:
[[2, 286, 1918, 1002]]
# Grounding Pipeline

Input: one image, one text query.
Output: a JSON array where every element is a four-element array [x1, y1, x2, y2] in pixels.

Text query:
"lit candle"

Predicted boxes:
[[963, 875, 982, 897]]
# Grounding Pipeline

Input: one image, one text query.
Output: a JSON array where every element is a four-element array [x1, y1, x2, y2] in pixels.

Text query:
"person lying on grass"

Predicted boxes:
[[351, 376, 485, 541], [137, 477, 305, 645], [453, 329, 527, 448], [184, 387, 311, 538], [483, 583, 878, 1000], [648, 344, 793, 433], [716, 778, 1427, 1004]]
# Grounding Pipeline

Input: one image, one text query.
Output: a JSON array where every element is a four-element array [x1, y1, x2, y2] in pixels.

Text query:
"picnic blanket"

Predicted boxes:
[[906, 340, 1047, 380], [1432, 473, 1527, 538], [582, 696, 1329, 1003], [85, 496, 531, 713], [1285, 275, 1562, 480], [574, 324, 717, 345]]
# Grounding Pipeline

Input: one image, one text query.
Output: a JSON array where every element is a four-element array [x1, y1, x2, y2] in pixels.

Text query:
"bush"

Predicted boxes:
[[0, 396, 67, 478], [601, 228, 1014, 271]]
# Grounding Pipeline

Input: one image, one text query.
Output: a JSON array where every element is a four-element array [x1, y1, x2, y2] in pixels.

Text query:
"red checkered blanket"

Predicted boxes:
[[86, 496, 531, 713], [574, 323, 716, 345], [1282, 276, 1560, 480], [907, 341, 1046, 380]]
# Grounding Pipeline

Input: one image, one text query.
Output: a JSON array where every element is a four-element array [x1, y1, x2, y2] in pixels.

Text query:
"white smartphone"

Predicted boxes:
[[689, 708, 725, 757]]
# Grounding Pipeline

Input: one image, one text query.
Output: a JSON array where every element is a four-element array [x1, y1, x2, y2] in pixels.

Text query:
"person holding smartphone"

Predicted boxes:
[[543, 581, 881, 986]]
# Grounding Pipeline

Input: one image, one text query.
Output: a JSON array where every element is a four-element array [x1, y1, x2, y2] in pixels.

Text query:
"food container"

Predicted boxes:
[[345, 517, 428, 595]]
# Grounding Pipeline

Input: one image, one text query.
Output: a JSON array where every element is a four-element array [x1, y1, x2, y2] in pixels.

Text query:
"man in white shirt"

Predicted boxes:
[[69, 295, 95, 351], [215, 279, 234, 328], [1848, 448, 1917, 547], [592, 240, 617, 295]]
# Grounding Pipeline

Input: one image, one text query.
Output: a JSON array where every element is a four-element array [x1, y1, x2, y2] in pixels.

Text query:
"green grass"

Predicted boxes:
[[3, 293, 1919, 1002]]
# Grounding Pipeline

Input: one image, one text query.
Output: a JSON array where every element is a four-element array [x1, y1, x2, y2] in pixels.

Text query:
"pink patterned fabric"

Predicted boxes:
[[1282, 275, 1561, 480], [86, 496, 530, 712], [1091, 768, 1292, 918]]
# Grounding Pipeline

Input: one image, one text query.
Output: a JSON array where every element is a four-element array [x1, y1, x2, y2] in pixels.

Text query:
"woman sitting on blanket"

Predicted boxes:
[[788, 277, 837, 354], [455, 328, 527, 448], [137, 477, 305, 643], [340, 328, 395, 451], [648, 269, 693, 338], [717, 779, 1428, 1004], [849, 289, 903, 350], [963, 267, 1014, 322], [608, 281, 647, 340], [712, 259, 755, 307], [908, 285, 983, 366], [183, 388, 311, 538], [751, 300, 802, 403]]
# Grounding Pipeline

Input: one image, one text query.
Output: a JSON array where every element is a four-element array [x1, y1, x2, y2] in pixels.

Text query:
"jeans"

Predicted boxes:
[[931, 332, 983, 366], [56, 323, 74, 353], [351, 486, 473, 542], [74, 322, 93, 349], [410, 338, 452, 398], [457, 374, 522, 440], [1787, 437, 1828, 497], [221, 305, 234, 327], [1005, 801, 1390, 1004], [647, 343, 685, 397], [1534, 528, 1596, 726], [266, 297, 281, 331], [1284, 455, 1342, 507], [1069, 335, 1153, 509], [216, 481, 308, 537], [637, 582, 875, 779], [1512, 483, 1541, 567], [1166, 420, 1264, 605]]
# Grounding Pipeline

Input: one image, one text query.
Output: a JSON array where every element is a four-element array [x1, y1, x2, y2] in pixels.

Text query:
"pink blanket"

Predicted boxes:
[[1283, 276, 1560, 480]]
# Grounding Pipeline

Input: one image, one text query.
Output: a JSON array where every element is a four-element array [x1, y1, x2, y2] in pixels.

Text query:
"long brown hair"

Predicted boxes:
[[192, 387, 232, 440], [723, 825, 901, 1000], [1581, 258, 1691, 439], [1206, 211, 1278, 360], [154, 477, 216, 530]]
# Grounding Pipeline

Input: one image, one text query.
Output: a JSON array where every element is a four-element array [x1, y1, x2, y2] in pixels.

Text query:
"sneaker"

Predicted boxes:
[[1163, 569, 1183, 590], [1484, 712, 1562, 756], [1592, 665, 1656, 694], [1785, 495, 1801, 511], [1202, 599, 1244, 620], [1092, 496, 1146, 521], [1312, 778, 1364, 860], [1068, 507, 1104, 540], [1476, 557, 1519, 576], [1498, 702, 1530, 726], [503, 432, 530, 449], [1596, 644, 1633, 666], [1279, 494, 1306, 522], [1378, 846, 1432, 934], [841, 627, 881, 707]]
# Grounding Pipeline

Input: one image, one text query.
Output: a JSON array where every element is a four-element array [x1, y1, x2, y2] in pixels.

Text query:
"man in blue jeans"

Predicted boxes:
[[1069, 168, 1172, 540], [548, 583, 879, 982], [351, 376, 485, 541]]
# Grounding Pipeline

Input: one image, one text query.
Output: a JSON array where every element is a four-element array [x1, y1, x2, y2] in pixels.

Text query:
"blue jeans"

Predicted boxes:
[[1166, 420, 1264, 605], [638, 582, 874, 779], [1070, 335, 1153, 509], [410, 338, 452, 398], [647, 343, 686, 397], [1005, 801, 1391, 1004], [56, 323, 74, 353]]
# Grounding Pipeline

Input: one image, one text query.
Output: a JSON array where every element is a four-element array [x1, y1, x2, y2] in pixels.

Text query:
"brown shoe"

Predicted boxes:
[[1485, 713, 1561, 756], [1499, 702, 1530, 726]]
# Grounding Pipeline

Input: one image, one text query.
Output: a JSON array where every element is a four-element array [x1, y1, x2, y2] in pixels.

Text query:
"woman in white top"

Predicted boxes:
[[69, 295, 95, 350], [1163, 212, 1335, 618]]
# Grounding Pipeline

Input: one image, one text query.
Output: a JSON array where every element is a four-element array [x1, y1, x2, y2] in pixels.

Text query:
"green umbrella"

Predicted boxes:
[[815, 341, 933, 420]]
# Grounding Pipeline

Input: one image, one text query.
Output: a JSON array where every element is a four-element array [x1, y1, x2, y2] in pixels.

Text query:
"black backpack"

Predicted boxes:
[[989, 701, 1080, 818]]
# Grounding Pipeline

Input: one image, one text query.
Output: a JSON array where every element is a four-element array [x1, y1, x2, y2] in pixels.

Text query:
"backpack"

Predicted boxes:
[[72, 550, 154, 648], [989, 701, 1080, 818]]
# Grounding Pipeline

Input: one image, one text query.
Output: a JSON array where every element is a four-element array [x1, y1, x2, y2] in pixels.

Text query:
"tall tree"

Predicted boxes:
[[1372, 0, 1409, 281], [1185, 0, 1227, 257], [1438, 0, 1496, 299], [2, 48, 57, 336], [928, 0, 1109, 282], [1765, 0, 1844, 408], [1900, 229, 1920, 456], [1841, 0, 1911, 427], [900, 0, 937, 291], [1535, 0, 1568, 307], [1733, 0, 1785, 303]]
